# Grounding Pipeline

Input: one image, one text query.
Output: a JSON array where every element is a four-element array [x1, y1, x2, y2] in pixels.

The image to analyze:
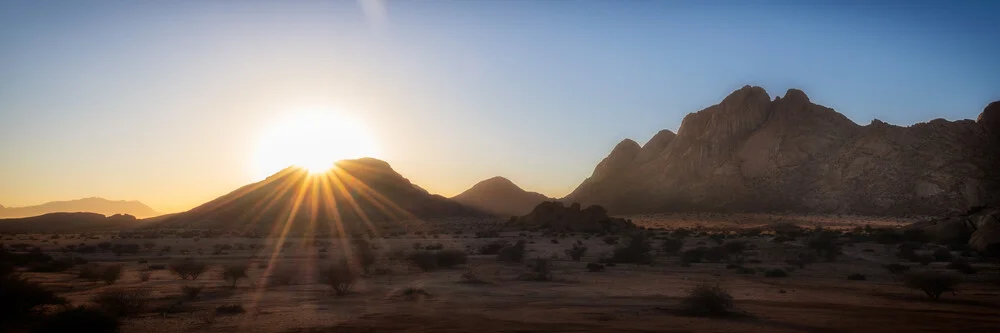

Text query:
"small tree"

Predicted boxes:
[[320, 260, 360, 296], [904, 271, 958, 301], [222, 264, 248, 288], [564, 242, 587, 261], [169, 259, 207, 280]]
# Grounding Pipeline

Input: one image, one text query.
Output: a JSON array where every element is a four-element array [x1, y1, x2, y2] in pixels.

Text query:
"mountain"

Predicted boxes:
[[0, 197, 158, 219], [564, 86, 1000, 216], [149, 158, 488, 234], [452, 176, 550, 216], [0, 212, 141, 233]]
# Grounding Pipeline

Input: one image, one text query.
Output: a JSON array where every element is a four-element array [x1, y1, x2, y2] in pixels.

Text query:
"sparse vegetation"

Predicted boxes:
[[169, 259, 207, 280], [222, 264, 249, 288], [611, 234, 653, 264], [680, 283, 734, 317], [0, 274, 66, 329], [521, 258, 554, 281], [564, 242, 587, 261], [91, 288, 149, 317], [320, 260, 360, 296], [904, 271, 959, 300], [497, 240, 526, 263]]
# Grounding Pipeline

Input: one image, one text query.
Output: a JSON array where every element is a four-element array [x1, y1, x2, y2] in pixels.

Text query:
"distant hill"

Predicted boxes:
[[564, 86, 1000, 216], [149, 158, 488, 234], [0, 212, 141, 233], [452, 176, 550, 216], [0, 197, 158, 219]]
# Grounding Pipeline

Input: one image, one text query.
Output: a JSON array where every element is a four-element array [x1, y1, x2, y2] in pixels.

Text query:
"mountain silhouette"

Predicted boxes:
[[0, 197, 158, 219], [564, 86, 1000, 216], [452, 176, 550, 216], [0, 212, 141, 233], [149, 158, 488, 234]]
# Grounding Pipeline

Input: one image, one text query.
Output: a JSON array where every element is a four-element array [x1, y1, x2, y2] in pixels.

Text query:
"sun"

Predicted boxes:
[[255, 112, 379, 178]]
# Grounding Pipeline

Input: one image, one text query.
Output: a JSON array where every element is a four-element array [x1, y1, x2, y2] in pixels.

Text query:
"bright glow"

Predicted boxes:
[[255, 112, 379, 178]]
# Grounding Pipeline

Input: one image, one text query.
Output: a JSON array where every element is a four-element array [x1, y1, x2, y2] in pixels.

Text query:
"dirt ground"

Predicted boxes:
[[7, 214, 1000, 333]]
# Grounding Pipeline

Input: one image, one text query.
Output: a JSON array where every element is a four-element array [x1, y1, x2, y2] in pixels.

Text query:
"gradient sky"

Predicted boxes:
[[1, 1, 998, 213]]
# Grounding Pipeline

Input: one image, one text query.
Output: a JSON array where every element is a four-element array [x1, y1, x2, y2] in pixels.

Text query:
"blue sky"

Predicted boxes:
[[1, 0, 998, 212]]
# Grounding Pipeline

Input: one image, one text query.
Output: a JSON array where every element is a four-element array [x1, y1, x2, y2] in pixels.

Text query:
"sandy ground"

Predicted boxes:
[[7, 214, 1000, 333]]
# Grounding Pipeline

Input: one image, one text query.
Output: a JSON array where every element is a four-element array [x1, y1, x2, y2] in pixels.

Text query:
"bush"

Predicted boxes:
[[424, 243, 444, 250], [138, 271, 151, 282], [847, 273, 866, 281], [0, 274, 66, 329], [169, 259, 207, 280], [320, 260, 360, 296], [221, 264, 248, 288], [215, 304, 245, 315], [27, 258, 74, 273], [460, 270, 489, 284], [603, 236, 618, 245], [764, 269, 788, 278], [735, 267, 755, 274], [91, 288, 149, 317], [807, 235, 841, 261], [904, 271, 959, 300], [564, 242, 587, 261], [408, 251, 438, 271], [680, 283, 734, 317], [703, 246, 728, 263], [266, 268, 297, 287], [521, 258, 553, 281], [478, 241, 508, 255], [722, 241, 746, 256], [32, 306, 119, 333], [497, 241, 526, 263], [681, 247, 707, 264], [916, 254, 933, 266], [586, 262, 605, 272], [661, 238, 684, 255], [180, 285, 204, 300], [932, 248, 953, 262], [611, 234, 653, 264], [101, 265, 123, 285], [946, 259, 977, 274]]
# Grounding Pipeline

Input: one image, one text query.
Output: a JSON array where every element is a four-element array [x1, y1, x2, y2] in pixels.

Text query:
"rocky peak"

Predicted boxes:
[[782, 88, 810, 104], [635, 130, 677, 164], [470, 176, 519, 191], [590, 139, 640, 179], [979, 101, 1000, 134]]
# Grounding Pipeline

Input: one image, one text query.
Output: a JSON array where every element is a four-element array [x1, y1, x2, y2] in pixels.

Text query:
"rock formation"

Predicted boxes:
[[906, 206, 1000, 255], [150, 158, 487, 234], [0, 212, 140, 233], [507, 201, 635, 233], [564, 86, 1000, 216], [452, 176, 550, 216], [0, 197, 158, 219]]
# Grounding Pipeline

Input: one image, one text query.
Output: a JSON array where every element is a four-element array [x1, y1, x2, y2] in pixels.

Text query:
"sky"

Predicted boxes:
[[1, 1, 998, 213]]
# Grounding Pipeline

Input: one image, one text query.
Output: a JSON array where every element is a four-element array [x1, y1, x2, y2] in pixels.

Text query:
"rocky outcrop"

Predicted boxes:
[[0, 197, 158, 219], [150, 158, 487, 234], [907, 206, 1000, 254], [507, 201, 635, 233], [452, 176, 550, 216], [0, 212, 140, 233], [564, 86, 1000, 216]]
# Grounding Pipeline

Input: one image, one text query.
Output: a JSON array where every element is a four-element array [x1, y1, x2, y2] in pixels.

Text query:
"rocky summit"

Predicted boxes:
[[565, 86, 1000, 216], [452, 176, 550, 217]]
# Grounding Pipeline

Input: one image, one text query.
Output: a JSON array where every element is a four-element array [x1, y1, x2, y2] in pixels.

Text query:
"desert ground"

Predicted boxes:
[[5, 214, 1000, 333]]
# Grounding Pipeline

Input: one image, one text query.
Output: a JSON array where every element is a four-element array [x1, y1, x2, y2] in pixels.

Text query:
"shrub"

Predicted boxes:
[[916, 254, 933, 266], [933, 248, 953, 262], [603, 236, 618, 245], [680, 283, 734, 317], [91, 288, 149, 317], [266, 268, 297, 287], [215, 304, 245, 315], [319, 260, 360, 296], [946, 259, 977, 274], [32, 306, 119, 333], [847, 273, 866, 281], [703, 246, 728, 263], [424, 243, 444, 250], [497, 241, 526, 263], [460, 270, 489, 284], [0, 274, 66, 329], [661, 238, 684, 255], [883, 263, 910, 274], [27, 258, 74, 273], [764, 269, 788, 278], [435, 250, 467, 268], [611, 234, 653, 264], [586, 262, 605, 272], [139, 271, 151, 282], [408, 251, 438, 271], [734, 267, 755, 274], [180, 285, 204, 300], [478, 241, 508, 255], [564, 242, 588, 261], [904, 271, 959, 300], [169, 259, 207, 280], [222, 264, 248, 288], [101, 265, 123, 285], [521, 258, 553, 281], [681, 247, 707, 264], [722, 241, 746, 255]]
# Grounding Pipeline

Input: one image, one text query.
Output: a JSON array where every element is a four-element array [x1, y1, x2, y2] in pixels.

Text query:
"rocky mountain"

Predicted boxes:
[[0, 212, 141, 233], [564, 86, 1000, 216], [149, 158, 488, 234], [452, 176, 550, 216], [0, 197, 158, 219]]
